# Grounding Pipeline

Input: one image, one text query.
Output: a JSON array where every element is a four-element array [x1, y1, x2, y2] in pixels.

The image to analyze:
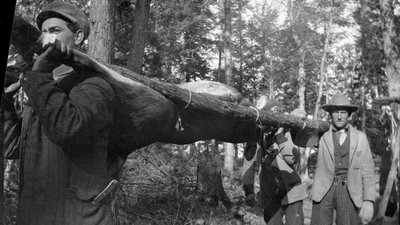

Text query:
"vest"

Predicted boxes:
[[332, 130, 350, 177]]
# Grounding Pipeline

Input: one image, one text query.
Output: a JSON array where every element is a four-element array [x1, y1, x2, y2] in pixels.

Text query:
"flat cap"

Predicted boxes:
[[37, 1, 90, 40]]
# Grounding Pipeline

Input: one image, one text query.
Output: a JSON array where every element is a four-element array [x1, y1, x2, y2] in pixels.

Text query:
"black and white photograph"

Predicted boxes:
[[1, 0, 399, 224]]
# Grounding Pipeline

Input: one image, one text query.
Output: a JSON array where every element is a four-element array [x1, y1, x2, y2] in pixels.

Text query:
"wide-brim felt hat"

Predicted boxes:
[[37, 1, 90, 40], [322, 93, 359, 113]]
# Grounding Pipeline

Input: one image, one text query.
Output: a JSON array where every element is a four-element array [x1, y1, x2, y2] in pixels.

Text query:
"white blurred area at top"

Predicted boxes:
[[249, 0, 288, 26]]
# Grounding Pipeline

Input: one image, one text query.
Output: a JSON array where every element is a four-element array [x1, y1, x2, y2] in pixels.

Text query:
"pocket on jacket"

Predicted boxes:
[[68, 168, 108, 201], [68, 179, 105, 201]]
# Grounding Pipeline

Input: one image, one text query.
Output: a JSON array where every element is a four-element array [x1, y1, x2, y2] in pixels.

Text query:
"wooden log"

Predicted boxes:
[[10, 16, 42, 63], [83, 52, 330, 146], [9, 15, 330, 147]]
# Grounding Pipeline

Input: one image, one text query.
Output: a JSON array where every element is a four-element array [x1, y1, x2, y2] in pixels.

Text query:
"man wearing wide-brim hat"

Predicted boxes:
[[310, 93, 375, 225]]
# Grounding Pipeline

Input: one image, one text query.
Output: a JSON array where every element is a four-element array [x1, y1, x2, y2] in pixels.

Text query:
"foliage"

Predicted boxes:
[[113, 0, 217, 83], [352, 0, 391, 153], [112, 143, 250, 225], [3, 160, 19, 225], [15, 0, 89, 27], [9, 0, 398, 224]]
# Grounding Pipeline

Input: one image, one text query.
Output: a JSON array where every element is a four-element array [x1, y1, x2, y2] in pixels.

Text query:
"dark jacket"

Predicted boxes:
[[3, 68, 122, 225], [258, 131, 306, 206]]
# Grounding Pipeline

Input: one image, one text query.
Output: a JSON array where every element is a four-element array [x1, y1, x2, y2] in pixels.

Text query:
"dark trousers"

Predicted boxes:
[[264, 200, 304, 225], [310, 178, 361, 225]]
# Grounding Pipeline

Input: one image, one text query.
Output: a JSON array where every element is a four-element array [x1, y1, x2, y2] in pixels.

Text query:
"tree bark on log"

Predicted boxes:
[[108, 64, 330, 145], [9, 16, 330, 147]]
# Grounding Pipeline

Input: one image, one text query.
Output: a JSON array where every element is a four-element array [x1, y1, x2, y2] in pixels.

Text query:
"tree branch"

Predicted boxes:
[[374, 97, 400, 105]]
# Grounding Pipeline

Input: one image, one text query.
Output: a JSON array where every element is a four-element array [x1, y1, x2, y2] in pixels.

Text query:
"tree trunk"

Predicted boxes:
[[296, 50, 308, 181], [86, 1, 119, 221], [222, 0, 235, 176], [223, 0, 232, 86], [197, 141, 232, 209], [223, 143, 235, 174], [377, 0, 400, 220], [288, 0, 309, 181], [217, 0, 225, 83], [237, 1, 244, 93], [218, 45, 223, 82], [196, 1, 233, 209], [314, 1, 333, 119], [267, 58, 275, 99], [298, 50, 306, 110], [88, 0, 115, 63], [361, 85, 366, 132], [288, 0, 306, 111], [127, 0, 151, 74]]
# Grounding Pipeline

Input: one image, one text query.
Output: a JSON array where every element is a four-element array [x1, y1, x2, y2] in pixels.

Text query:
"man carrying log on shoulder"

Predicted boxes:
[[241, 99, 309, 225], [2, 1, 123, 224]]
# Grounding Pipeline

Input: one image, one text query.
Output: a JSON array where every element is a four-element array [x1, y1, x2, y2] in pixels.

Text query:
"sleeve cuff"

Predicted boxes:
[[363, 199, 375, 204]]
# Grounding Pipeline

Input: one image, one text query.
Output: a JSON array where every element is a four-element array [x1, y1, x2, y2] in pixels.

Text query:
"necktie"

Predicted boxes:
[[339, 130, 347, 145]]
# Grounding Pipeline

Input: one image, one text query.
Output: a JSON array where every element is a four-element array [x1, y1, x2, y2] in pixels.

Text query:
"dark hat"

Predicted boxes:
[[37, 1, 90, 40], [322, 93, 359, 113]]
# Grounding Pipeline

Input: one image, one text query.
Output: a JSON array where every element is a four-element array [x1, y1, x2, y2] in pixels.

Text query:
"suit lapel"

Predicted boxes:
[[322, 127, 335, 160], [349, 125, 359, 166]]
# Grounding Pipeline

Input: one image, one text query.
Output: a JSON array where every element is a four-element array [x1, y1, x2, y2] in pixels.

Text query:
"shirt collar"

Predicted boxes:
[[332, 124, 349, 132]]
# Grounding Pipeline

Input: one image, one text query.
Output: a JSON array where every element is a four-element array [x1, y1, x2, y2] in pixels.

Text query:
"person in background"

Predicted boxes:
[[310, 93, 375, 225], [241, 99, 308, 225], [258, 108, 308, 225], [241, 98, 282, 207], [2, 1, 123, 224]]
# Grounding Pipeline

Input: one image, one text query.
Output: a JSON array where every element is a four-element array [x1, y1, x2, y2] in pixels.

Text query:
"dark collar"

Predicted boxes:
[[332, 125, 349, 132]]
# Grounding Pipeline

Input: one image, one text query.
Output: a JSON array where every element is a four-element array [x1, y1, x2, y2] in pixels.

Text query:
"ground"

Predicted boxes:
[[112, 158, 399, 225], [3, 149, 399, 225]]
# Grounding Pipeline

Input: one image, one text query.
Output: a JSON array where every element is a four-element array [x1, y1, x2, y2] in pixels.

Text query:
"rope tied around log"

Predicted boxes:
[[183, 89, 192, 110], [175, 89, 193, 132], [302, 121, 307, 130], [249, 106, 266, 145], [249, 106, 260, 123]]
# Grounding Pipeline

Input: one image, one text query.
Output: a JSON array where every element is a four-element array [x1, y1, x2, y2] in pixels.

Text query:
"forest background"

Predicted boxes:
[[2, 0, 400, 224]]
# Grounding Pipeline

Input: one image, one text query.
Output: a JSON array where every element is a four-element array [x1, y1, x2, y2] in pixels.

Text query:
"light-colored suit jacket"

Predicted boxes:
[[311, 125, 376, 208]]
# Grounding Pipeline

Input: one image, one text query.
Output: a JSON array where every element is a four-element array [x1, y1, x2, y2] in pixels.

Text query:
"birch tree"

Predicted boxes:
[[287, 0, 306, 111], [222, 0, 235, 176], [314, 0, 333, 119]]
